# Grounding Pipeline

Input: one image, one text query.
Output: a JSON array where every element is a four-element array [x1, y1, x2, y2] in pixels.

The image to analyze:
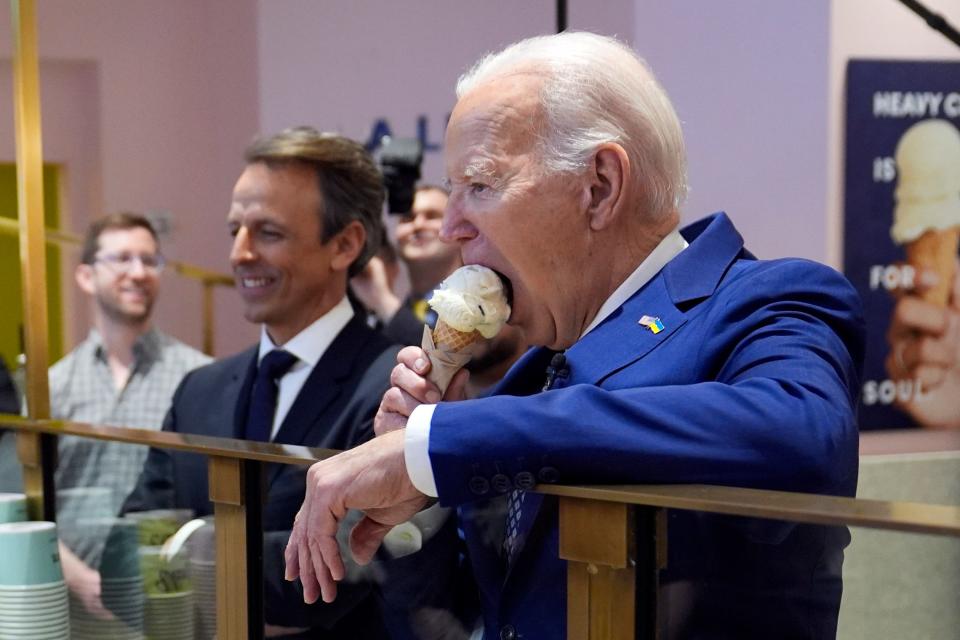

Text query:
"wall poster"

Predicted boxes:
[[844, 59, 960, 430]]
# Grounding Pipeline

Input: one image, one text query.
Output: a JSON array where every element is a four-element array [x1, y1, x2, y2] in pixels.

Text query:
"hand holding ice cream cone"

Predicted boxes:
[[421, 265, 511, 394]]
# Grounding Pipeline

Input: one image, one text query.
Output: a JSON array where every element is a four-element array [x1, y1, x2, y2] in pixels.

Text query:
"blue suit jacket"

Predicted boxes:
[[428, 213, 865, 639]]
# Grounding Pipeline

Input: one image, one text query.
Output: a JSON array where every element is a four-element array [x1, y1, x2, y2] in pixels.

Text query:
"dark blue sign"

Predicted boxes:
[[844, 59, 960, 430]]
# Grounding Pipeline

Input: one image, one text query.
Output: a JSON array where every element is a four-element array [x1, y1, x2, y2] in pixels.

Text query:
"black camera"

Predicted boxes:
[[379, 136, 423, 214]]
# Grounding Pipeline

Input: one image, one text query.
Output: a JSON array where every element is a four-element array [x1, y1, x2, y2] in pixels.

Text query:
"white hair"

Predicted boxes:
[[456, 31, 688, 220]]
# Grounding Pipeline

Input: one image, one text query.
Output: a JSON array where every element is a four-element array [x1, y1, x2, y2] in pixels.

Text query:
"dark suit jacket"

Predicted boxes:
[[381, 304, 425, 347], [125, 315, 400, 635], [430, 213, 865, 639]]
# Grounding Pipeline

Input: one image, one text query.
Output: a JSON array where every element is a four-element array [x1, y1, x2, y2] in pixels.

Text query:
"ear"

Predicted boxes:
[[584, 143, 629, 232], [75, 263, 97, 295], [329, 220, 366, 272]]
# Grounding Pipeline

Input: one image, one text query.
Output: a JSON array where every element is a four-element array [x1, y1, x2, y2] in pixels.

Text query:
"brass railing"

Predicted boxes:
[[2, 414, 959, 640]]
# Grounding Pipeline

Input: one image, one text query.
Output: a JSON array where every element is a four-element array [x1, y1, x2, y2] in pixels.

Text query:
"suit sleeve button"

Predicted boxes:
[[499, 625, 517, 640], [490, 473, 512, 493], [468, 476, 489, 495], [538, 467, 560, 483], [514, 471, 536, 490]]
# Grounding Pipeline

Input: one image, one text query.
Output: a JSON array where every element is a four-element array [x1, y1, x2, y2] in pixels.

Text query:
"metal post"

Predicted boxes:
[[209, 456, 266, 640], [560, 497, 639, 639], [10, 0, 56, 521]]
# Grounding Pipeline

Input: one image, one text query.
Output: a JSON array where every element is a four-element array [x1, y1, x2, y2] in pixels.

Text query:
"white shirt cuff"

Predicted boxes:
[[404, 404, 438, 497]]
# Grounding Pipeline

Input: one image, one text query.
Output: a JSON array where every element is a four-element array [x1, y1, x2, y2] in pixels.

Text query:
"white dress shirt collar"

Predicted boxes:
[[258, 295, 354, 366], [256, 296, 354, 440], [580, 227, 687, 338]]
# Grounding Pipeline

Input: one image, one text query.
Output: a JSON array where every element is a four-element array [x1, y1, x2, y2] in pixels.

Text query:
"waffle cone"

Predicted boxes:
[[432, 320, 484, 352], [420, 322, 481, 395], [906, 227, 960, 306]]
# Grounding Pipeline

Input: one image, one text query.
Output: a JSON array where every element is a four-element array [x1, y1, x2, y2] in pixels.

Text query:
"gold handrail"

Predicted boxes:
[[541, 482, 960, 537], [2, 414, 959, 538]]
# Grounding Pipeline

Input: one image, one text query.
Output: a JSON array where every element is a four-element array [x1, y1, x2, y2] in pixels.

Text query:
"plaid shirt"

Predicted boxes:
[[50, 328, 211, 521]]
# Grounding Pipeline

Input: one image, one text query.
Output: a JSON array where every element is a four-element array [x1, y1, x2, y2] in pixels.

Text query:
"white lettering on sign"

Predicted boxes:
[[869, 264, 915, 291], [862, 379, 925, 405], [873, 91, 945, 118], [944, 92, 960, 118]]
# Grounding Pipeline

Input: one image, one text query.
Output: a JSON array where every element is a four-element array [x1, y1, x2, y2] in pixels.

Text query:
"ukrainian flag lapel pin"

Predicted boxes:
[[638, 315, 664, 334]]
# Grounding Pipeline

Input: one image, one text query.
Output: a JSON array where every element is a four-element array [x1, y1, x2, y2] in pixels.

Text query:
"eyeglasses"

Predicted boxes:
[[93, 252, 166, 274]]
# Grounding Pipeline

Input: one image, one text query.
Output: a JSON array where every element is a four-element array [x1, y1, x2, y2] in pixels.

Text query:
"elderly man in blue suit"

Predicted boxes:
[[285, 32, 865, 639]]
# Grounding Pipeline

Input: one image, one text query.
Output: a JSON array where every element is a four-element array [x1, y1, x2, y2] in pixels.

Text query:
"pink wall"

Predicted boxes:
[[0, 0, 261, 357], [257, 0, 633, 185], [634, 1, 832, 262], [0, 59, 101, 348]]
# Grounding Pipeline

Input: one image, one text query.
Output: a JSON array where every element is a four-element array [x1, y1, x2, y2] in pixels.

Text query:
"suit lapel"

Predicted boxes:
[[266, 318, 369, 484], [559, 212, 746, 388], [506, 213, 747, 573], [564, 275, 689, 386]]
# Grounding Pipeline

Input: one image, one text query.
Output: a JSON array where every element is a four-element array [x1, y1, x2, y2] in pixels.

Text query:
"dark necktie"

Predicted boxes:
[[504, 351, 567, 567], [245, 349, 298, 442]]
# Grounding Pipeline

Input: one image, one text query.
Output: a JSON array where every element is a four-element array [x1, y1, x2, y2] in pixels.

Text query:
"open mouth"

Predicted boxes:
[[492, 269, 513, 307]]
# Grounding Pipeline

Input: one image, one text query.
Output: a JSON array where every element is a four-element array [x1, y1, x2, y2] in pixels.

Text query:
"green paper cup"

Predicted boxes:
[[0, 522, 63, 586], [139, 546, 192, 595], [0, 493, 27, 524], [125, 509, 193, 547]]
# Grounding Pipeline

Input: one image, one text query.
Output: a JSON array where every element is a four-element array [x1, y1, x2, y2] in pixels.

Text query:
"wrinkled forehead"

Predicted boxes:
[[447, 73, 545, 158]]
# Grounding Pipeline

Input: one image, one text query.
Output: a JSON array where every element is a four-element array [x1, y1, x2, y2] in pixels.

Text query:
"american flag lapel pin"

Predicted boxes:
[[638, 315, 664, 334]]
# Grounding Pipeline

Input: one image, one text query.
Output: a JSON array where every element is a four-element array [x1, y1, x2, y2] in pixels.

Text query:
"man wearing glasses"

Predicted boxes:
[[52, 212, 210, 617]]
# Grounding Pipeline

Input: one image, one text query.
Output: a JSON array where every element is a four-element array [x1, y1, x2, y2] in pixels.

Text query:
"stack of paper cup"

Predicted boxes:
[[125, 509, 195, 547], [141, 545, 194, 639], [69, 518, 145, 639], [0, 521, 70, 639], [0, 493, 27, 524], [185, 520, 216, 640]]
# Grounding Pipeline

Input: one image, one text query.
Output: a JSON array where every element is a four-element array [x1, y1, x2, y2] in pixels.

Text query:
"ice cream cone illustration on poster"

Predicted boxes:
[[890, 119, 960, 306]]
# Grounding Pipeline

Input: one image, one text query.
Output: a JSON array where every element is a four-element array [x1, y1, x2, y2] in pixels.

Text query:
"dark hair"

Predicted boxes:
[[81, 212, 159, 265], [244, 127, 385, 277]]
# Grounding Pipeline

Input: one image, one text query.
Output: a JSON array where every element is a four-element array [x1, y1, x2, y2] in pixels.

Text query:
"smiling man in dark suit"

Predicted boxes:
[[125, 127, 403, 637]]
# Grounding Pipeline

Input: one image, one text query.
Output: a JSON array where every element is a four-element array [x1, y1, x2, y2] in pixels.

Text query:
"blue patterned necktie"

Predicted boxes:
[[503, 351, 567, 567], [245, 349, 298, 442]]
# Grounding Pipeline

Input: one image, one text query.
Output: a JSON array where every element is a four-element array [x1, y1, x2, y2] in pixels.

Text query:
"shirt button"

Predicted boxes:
[[514, 471, 536, 490], [491, 473, 512, 493], [538, 466, 560, 483], [468, 476, 490, 495], [500, 624, 517, 640]]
